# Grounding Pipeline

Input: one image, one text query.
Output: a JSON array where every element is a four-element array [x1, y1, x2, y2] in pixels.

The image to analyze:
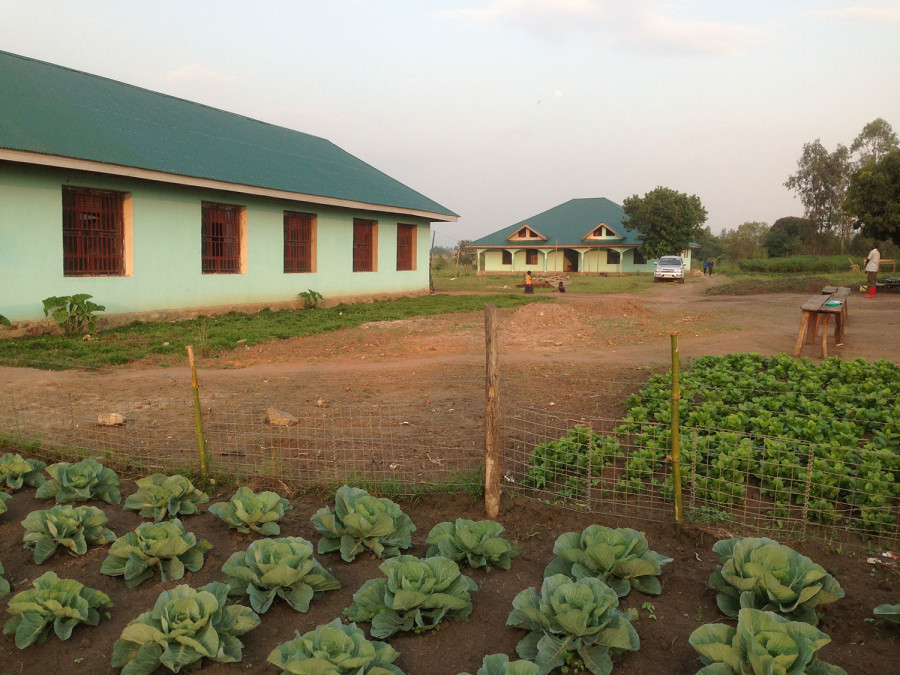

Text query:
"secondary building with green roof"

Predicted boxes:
[[470, 197, 694, 275], [0, 50, 457, 323]]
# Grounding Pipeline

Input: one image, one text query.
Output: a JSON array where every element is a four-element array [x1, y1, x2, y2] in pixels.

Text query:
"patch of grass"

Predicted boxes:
[[0, 294, 540, 370], [704, 275, 861, 296], [432, 269, 661, 294]]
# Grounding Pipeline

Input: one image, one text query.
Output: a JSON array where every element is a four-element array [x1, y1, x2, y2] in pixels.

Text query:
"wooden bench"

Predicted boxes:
[[793, 289, 849, 358]]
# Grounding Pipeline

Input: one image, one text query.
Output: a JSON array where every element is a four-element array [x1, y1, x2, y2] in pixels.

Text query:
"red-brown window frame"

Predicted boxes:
[[501, 250, 512, 265], [396, 224, 416, 271], [526, 248, 538, 266], [202, 202, 243, 274], [606, 249, 621, 265], [284, 211, 316, 273], [62, 186, 125, 276], [353, 218, 377, 272]]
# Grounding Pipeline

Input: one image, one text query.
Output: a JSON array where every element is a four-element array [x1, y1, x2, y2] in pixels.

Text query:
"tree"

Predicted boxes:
[[784, 139, 852, 250], [623, 186, 707, 259], [692, 226, 724, 264], [720, 222, 769, 261], [851, 118, 899, 165], [844, 148, 900, 246], [765, 216, 822, 256]]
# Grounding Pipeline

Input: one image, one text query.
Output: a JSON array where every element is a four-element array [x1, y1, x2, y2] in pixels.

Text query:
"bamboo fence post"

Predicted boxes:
[[669, 332, 683, 535], [484, 303, 501, 518], [186, 346, 209, 479]]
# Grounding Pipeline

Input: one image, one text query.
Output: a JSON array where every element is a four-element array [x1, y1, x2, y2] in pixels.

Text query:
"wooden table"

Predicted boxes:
[[793, 287, 850, 358]]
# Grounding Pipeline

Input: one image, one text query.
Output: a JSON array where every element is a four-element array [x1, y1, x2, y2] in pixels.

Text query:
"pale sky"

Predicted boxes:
[[2, 1, 899, 248]]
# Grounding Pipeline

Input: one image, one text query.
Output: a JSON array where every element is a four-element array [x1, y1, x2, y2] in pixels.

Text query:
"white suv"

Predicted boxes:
[[653, 256, 685, 283]]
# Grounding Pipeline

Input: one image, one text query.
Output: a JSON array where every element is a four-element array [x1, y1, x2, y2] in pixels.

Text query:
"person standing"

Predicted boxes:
[[524, 270, 534, 294], [864, 245, 880, 298]]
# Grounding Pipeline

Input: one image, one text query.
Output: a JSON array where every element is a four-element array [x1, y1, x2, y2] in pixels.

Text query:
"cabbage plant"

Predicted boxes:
[[0, 453, 46, 490], [709, 537, 844, 625], [222, 536, 341, 613], [124, 473, 209, 521], [507, 574, 639, 675], [543, 525, 672, 597], [100, 518, 212, 587], [3, 571, 113, 648], [0, 491, 9, 516], [267, 618, 403, 674], [111, 581, 260, 674], [0, 562, 9, 599], [460, 654, 540, 675], [209, 486, 292, 535], [35, 457, 121, 504], [689, 607, 847, 674], [22, 504, 116, 564], [425, 518, 520, 571], [346, 554, 478, 639], [311, 485, 415, 562], [874, 604, 900, 623]]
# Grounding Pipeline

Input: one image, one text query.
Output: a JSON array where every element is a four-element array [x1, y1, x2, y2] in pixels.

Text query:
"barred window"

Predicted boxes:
[[353, 219, 377, 272], [202, 202, 243, 274], [502, 250, 512, 265], [62, 187, 125, 276], [606, 249, 621, 264], [396, 224, 416, 271], [284, 212, 315, 273], [526, 248, 538, 265]]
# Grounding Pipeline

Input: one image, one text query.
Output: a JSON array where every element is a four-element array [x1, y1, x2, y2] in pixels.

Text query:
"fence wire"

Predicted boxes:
[[1, 371, 897, 547]]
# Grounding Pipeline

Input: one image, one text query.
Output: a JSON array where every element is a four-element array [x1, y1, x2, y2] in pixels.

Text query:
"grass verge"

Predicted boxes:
[[0, 293, 542, 370]]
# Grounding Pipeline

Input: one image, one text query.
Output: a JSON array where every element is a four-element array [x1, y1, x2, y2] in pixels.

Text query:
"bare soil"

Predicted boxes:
[[1, 277, 899, 674]]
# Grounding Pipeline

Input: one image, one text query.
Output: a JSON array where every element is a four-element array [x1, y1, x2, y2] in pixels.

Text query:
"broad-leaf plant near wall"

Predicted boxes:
[[689, 607, 847, 675], [221, 536, 341, 614], [543, 525, 672, 597], [22, 504, 116, 564], [209, 486, 292, 535], [0, 453, 46, 490], [3, 571, 113, 649], [100, 518, 212, 587], [425, 518, 520, 571], [346, 555, 478, 639], [41, 293, 105, 336], [311, 485, 416, 562], [112, 581, 259, 674], [507, 574, 639, 675], [35, 457, 121, 504], [709, 537, 844, 625], [124, 473, 209, 521], [267, 618, 404, 675]]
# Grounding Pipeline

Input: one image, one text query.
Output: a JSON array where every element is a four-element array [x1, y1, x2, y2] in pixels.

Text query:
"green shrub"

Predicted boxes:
[[346, 555, 477, 639], [209, 486, 292, 535], [298, 289, 324, 309], [101, 518, 212, 587], [42, 293, 105, 336], [35, 458, 121, 504], [311, 485, 415, 562], [123, 473, 209, 521], [221, 537, 341, 614], [709, 537, 844, 625], [690, 607, 846, 674], [425, 518, 520, 571], [112, 582, 259, 674], [0, 453, 46, 490], [3, 571, 112, 648], [267, 618, 403, 674], [544, 525, 672, 597], [507, 574, 639, 675], [22, 504, 116, 564]]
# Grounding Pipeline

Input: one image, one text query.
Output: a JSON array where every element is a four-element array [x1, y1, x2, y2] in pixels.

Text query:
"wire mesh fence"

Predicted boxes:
[[1, 364, 897, 548]]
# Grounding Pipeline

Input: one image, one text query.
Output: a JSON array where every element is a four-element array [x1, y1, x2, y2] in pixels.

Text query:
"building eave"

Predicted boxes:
[[1, 148, 459, 223]]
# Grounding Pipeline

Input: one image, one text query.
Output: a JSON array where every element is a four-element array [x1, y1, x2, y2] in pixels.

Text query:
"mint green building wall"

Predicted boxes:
[[0, 164, 431, 321], [478, 247, 658, 273]]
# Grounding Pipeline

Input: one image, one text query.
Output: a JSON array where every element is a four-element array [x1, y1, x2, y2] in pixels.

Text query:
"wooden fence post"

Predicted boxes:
[[484, 304, 501, 518], [670, 332, 683, 535], [187, 346, 209, 479]]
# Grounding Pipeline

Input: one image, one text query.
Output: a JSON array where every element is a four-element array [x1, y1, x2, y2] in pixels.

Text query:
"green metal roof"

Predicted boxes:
[[471, 197, 641, 247], [0, 51, 457, 220]]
